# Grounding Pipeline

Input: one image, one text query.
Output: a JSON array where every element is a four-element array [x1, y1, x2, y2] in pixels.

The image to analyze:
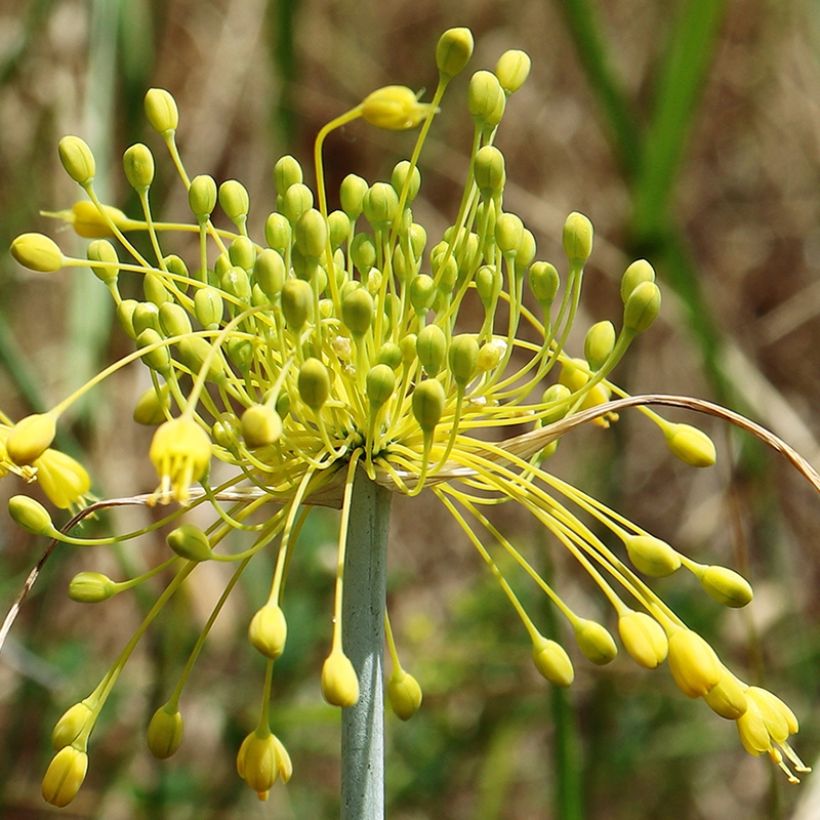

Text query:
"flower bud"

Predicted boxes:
[[158, 303, 191, 339], [495, 212, 524, 256], [294, 208, 328, 259], [188, 174, 217, 221], [391, 160, 421, 202], [532, 636, 574, 686], [133, 384, 169, 426], [58, 135, 95, 186], [265, 212, 291, 251], [412, 379, 446, 433], [704, 668, 748, 719], [477, 339, 505, 372], [282, 185, 314, 228], [253, 249, 286, 300], [620, 259, 655, 303], [617, 610, 668, 669], [667, 628, 721, 698], [468, 70, 506, 129], [495, 49, 531, 94], [281, 279, 313, 331], [84, 240, 118, 287], [241, 404, 283, 448], [237, 731, 291, 795], [298, 358, 330, 411], [340, 173, 368, 219], [68, 571, 117, 603], [664, 423, 716, 468], [540, 383, 572, 423], [227, 237, 255, 273], [448, 334, 480, 389], [166, 524, 213, 562], [248, 603, 288, 659], [436, 27, 474, 80], [52, 702, 92, 750], [138, 328, 171, 373], [6, 413, 57, 465], [417, 324, 447, 376], [400, 333, 417, 366], [194, 285, 224, 329], [65, 200, 129, 238], [219, 179, 250, 228], [132, 301, 160, 336], [351, 232, 377, 274], [221, 265, 252, 302], [584, 320, 616, 371], [376, 342, 402, 370], [42, 746, 88, 807], [699, 565, 753, 608], [144, 88, 178, 135], [475, 265, 501, 310], [474, 146, 506, 200], [573, 618, 618, 665], [212, 412, 241, 452], [363, 182, 399, 231], [562, 211, 593, 267], [623, 280, 661, 334], [623, 534, 681, 577], [388, 669, 423, 719], [409, 273, 436, 315], [366, 364, 396, 409], [10, 232, 63, 272], [516, 229, 537, 269], [123, 143, 155, 191], [321, 650, 359, 707], [147, 704, 184, 759], [528, 261, 560, 306], [361, 85, 435, 130]]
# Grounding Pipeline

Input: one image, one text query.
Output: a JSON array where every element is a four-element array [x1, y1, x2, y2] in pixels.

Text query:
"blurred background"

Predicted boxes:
[[0, 0, 818, 818]]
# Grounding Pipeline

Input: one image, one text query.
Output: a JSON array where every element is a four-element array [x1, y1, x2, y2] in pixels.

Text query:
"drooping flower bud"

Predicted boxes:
[[321, 650, 359, 707], [664, 423, 716, 468], [573, 618, 618, 665], [667, 628, 721, 698], [52, 702, 92, 750], [41, 746, 88, 807], [618, 610, 668, 669], [387, 669, 423, 719], [87, 239, 119, 285], [6, 412, 57, 465], [167, 523, 213, 562], [532, 635, 574, 686], [698, 565, 753, 608], [147, 703, 184, 759], [623, 534, 681, 577], [248, 603, 288, 659]]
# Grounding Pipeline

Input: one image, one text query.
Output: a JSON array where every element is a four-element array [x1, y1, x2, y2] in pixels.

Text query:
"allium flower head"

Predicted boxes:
[[2, 26, 816, 808]]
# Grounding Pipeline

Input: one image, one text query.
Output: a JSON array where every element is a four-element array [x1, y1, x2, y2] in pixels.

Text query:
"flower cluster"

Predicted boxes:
[[3, 26, 812, 808]]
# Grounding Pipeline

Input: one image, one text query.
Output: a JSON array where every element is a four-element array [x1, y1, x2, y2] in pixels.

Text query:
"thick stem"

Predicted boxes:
[[341, 471, 392, 820]]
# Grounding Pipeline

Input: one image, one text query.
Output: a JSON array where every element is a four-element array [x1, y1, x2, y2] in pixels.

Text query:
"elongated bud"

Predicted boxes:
[[265, 212, 291, 251], [194, 285, 224, 329], [144, 88, 178, 135], [620, 259, 655, 303], [412, 379, 446, 433], [167, 524, 213, 562], [495, 49, 531, 94], [158, 302, 191, 338], [138, 328, 171, 373], [664, 423, 716, 468], [248, 603, 288, 659], [52, 702, 92, 750], [294, 208, 328, 259], [146, 703, 184, 759], [11, 233, 63, 272], [361, 85, 435, 130], [448, 334, 480, 388], [340, 173, 368, 219], [584, 320, 616, 371], [409, 273, 436, 315], [562, 211, 593, 267], [532, 636, 574, 686], [698, 565, 753, 608], [123, 143, 155, 191], [281, 279, 313, 330], [474, 146, 505, 199], [253, 249, 286, 300], [6, 413, 57, 465], [363, 182, 399, 231], [704, 668, 748, 719], [273, 154, 303, 196], [623, 534, 681, 577], [366, 364, 395, 409], [618, 610, 668, 669], [475, 265, 501, 309], [58, 136, 95, 186], [516, 229, 537, 269], [391, 160, 421, 202], [388, 669, 423, 719], [42, 746, 88, 807], [666, 628, 721, 698], [623, 280, 661, 334], [416, 324, 447, 375], [188, 174, 217, 222], [436, 27, 474, 81], [218, 179, 250, 228], [468, 70, 506, 129], [321, 650, 359, 707], [241, 405, 282, 448], [341, 287, 373, 339], [298, 358, 330, 411], [68, 571, 116, 603], [495, 212, 524, 256], [87, 239, 119, 285], [327, 209, 350, 248], [574, 618, 618, 665]]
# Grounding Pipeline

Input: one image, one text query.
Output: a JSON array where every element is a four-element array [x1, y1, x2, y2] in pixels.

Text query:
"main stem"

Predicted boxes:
[[341, 472, 392, 820]]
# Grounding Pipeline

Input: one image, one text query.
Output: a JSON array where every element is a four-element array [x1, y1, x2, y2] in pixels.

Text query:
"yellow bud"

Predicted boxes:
[[391, 160, 421, 202], [166, 523, 213, 562], [236, 732, 276, 794], [387, 669, 423, 720], [188, 174, 217, 221], [68, 571, 116, 603], [52, 702, 93, 750], [58, 135, 95, 186], [540, 383, 572, 423], [42, 746, 88, 807], [436, 27, 474, 80], [298, 358, 331, 411], [68, 200, 129, 238], [620, 259, 655, 303], [147, 704, 184, 759], [321, 650, 359, 707], [617, 610, 668, 669], [341, 287, 374, 338], [532, 636, 574, 687], [736, 698, 772, 755], [361, 85, 436, 130], [574, 618, 618, 665], [704, 668, 748, 720], [10, 232, 63, 272], [412, 379, 446, 434], [327, 209, 350, 248], [699, 564, 754, 608], [248, 604, 288, 659], [516, 228, 537, 269], [664, 423, 716, 467], [623, 534, 681, 577], [133, 384, 170, 426], [584, 320, 617, 371], [623, 280, 661, 334], [177, 336, 226, 384], [476, 339, 505, 372], [219, 179, 250, 228], [123, 142, 155, 191], [149, 417, 212, 504], [667, 628, 721, 698], [273, 154, 303, 195], [468, 70, 506, 129], [416, 324, 447, 376], [34, 447, 90, 510], [144, 88, 179, 135], [474, 145, 506, 200], [87, 239, 119, 285], [281, 278, 313, 330], [253, 249, 286, 300], [366, 364, 396, 409], [409, 273, 436, 315], [558, 357, 589, 393], [240, 404, 282, 449], [6, 413, 56, 466], [495, 212, 524, 257], [495, 49, 531, 94], [562, 211, 593, 267]]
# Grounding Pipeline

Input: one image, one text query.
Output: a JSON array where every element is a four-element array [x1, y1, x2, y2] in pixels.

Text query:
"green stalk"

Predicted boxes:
[[341, 473, 392, 820]]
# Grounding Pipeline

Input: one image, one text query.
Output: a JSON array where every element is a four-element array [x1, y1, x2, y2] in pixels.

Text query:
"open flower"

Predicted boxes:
[[2, 26, 816, 808]]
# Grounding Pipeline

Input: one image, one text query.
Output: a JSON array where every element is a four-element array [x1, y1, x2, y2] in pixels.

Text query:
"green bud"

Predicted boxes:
[[562, 211, 593, 267], [123, 143, 154, 191], [468, 70, 506, 129], [516, 229, 536, 269], [476, 339, 505, 371], [133, 384, 170, 426], [11, 233, 63, 272], [412, 378, 446, 433], [366, 364, 396, 409], [342, 287, 374, 337], [164, 254, 189, 282], [584, 320, 616, 370], [188, 174, 217, 221], [138, 328, 171, 373], [194, 286, 224, 329], [400, 333, 417, 366], [363, 182, 399, 231], [294, 208, 328, 259], [9, 495, 54, 535], [532, 636, 574, 687], [495, 212, 524, 257], [540, 383, 572, 423], [409, 223, 427, 258], [351, 232, 377, 274], [391, 245, 412, 283], [220, 265, 252, 302], [475, 265, 501, 309], [281, 182, 314, 225], [218, 179, 250, 228], [167, 524, 213, 562], [436, 27, 474, 80], [116, 298, 138, 338], [147, 704, 184, 759], [143, 272, 169, 306], [248, 603, 288, 658], [435, 256, 458, 291], [159, 302, 192, 338], [387, 669, 423, 720], [214, 252, 231, 279], [253, 249, 286, 300], [281, 278, 313, 330], [241, 404, 283, 448], [226, 338, 254, 372], [377, 342, 402, 369], [273, 154, 303, 194], [391, 160, 421, 202], [264, 212, 291, 251], [298, 358, 330, 411], [574, 619, 618, 665], [212, 412, 241, 451], [623, 280, 661, 334], [624, 534, 681, 577], [68, 571, 116, 603], [448, 334, 479, 387], [132, 301, 160, 336], [528, 261, 560, 306], [144, 88, 178, 135], [474, 145, 505, 199], [275, 392, 291, 419], [86, 239, 119, 285], [699, 565, 753, 608], [327, 209, 350, 248], [620, 258, 656, 303], [416, 324, 446, 375], [58, 136, 95, 186], [177, 336, 225, 383], [409, 273, 436, 315], [495, 49, 532, 94], [340, 173, 368, 219]]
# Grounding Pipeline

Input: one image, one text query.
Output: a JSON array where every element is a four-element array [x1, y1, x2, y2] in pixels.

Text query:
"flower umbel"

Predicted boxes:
[[2, 26, 815, 808]]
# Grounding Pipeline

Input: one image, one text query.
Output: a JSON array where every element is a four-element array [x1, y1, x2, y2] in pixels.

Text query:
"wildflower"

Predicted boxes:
[[1, 25, 816, 809]]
